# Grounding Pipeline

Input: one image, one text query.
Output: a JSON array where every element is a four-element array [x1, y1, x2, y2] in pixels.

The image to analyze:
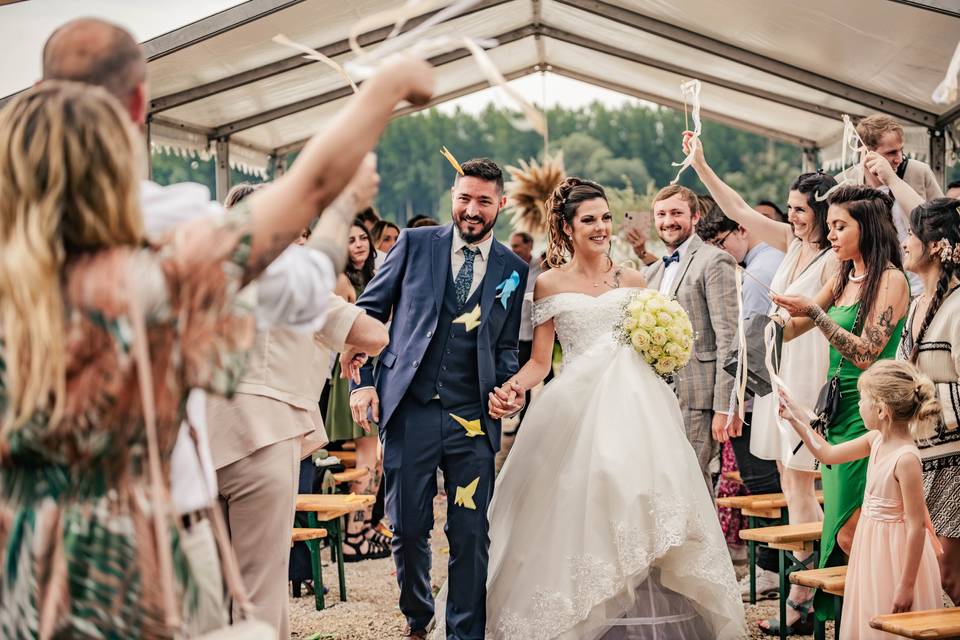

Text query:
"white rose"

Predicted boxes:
[[645, 296, 665, 313], [650, 327, 669, 346], [668, 325, 686, 343], [623, 317, 638, 331], [646, 345, 664, 360], [631, 329, 652, 350], [667, 300, 684, 315], [657, 311, 674, 326], [664, 342, 684, 357], [655, 357, 678, 375], [636, 312, 657, 329]]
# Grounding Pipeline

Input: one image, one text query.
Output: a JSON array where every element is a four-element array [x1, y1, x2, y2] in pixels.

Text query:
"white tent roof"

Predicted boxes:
[[7, 0, 959, 178]]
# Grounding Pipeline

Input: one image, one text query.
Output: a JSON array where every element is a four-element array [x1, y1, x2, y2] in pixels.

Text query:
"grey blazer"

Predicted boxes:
[[646, 235, 739, 413]]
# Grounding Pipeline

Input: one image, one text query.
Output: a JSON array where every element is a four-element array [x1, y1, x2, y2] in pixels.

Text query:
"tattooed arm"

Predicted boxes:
[[774, 269, 909, 369], [774, 277, 837, 341]]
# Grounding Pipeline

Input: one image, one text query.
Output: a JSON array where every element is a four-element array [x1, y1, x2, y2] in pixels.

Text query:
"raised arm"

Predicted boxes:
[[779, 390, 873, 465], [686, 132, 793, 252], [239, 57, 432, 281], [863, 151, 924, 229]]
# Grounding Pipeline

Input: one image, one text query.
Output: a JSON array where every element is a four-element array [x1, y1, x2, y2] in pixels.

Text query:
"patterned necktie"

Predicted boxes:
[[455, 247, 479, 307], [662, 252, 680, 266]]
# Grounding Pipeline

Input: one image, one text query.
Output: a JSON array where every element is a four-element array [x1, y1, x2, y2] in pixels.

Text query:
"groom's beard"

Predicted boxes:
[[455, 209, 499, 244]]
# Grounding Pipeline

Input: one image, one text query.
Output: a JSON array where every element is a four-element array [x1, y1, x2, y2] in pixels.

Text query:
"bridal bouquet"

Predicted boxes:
[[617, 290, 694, 378]]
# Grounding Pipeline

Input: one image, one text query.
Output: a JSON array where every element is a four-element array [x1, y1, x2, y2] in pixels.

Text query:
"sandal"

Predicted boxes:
[[758, 597, 815, 636], [365, 521, 393, 547], [342, 533, 391, 563]]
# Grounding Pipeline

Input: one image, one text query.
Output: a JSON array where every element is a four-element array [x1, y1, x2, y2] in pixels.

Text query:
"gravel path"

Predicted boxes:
[[291, 429, 827, 639]]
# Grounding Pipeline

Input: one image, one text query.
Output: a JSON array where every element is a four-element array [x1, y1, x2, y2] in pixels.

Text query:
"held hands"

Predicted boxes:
[[349, 388, 379, 433], [488, 381, 525, 420], [339, 348, 369, 384], [711, 412, 741, 443]]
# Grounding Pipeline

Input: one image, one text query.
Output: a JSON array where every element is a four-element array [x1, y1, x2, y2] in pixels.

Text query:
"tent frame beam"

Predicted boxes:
[[540, 26, 852, 123], [270, 66, 537, 157], [148, 0, 513, 113], [884, 0, 960, 18], [555, 0, 938, 127], [209, 24, 537, 138], [142, 0, 309, 61], [550, 66, 818, 148]]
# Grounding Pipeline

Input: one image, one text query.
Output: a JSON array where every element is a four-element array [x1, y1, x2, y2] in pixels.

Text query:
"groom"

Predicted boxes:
[[349, 158, 528, 639]]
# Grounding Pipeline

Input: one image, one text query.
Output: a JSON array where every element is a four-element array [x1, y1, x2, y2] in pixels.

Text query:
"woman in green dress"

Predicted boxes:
[[325, 220, 390, 560], [772, 185, 909, 626]]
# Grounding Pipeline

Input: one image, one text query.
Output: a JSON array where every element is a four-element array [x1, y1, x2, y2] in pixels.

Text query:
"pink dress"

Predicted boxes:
[[841, 433, 943, 639]]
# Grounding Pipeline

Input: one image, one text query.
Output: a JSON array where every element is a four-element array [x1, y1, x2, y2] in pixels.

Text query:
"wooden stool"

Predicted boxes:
[[741, 521, 823, 640], [291, 527, 328, 610], [870, 608, 960, 639], [295, 493, 375, 609], [332, 467, 369, 486], [333, 450, 357, 468], [791, 565, 847, 640]]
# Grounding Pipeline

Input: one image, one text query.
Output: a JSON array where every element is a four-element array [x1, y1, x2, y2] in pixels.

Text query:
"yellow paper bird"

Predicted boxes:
[[453, 304, 481, 332], [450, 413, 485, 438], [440, 146, 464, 175], [454, 476, 480, 510]]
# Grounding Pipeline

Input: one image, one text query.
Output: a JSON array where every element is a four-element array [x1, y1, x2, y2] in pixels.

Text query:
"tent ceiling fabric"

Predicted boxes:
[[128, 0, 960, 170]]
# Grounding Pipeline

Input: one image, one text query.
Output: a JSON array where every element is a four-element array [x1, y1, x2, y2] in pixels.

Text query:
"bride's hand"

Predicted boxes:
[[488, 381, 524, 419]]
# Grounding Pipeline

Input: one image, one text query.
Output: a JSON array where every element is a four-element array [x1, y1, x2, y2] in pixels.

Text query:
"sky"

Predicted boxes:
[[0, 1, 631, 110]]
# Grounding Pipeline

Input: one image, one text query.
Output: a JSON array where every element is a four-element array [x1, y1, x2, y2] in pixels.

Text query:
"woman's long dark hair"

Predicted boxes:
[[545, 177, 607, 267], [908, 197, 960, 361], [346, 219, 377, 290], [789, 171, 836, 250], [827, 185, 902, 328]]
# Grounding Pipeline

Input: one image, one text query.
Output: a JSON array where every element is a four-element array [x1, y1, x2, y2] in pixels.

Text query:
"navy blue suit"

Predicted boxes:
[[352, 224, 527, 638]]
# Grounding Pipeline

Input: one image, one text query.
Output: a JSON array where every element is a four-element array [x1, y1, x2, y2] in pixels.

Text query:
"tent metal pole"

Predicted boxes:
[[215, 137, 231, 203], [145, 117, 153, 181], [929, 128, 947, 187], [802, 147, 820, 172]]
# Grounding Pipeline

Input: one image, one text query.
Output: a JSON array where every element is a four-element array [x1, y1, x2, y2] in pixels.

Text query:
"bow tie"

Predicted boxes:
[[662, 252, 680, 266]]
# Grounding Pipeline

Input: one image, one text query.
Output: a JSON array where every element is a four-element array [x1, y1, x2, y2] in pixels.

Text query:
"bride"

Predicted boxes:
[[434, 177, 745, 640]]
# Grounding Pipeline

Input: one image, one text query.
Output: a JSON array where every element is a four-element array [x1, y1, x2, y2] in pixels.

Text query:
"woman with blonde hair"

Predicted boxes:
[[0, 58, 432, 638]]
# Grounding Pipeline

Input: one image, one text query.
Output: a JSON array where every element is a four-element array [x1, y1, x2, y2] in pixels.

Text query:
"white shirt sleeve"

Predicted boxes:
[[254, 245, 337, 333]]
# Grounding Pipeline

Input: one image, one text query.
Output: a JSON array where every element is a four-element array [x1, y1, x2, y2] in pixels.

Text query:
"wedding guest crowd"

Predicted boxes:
[[1, 12, 958, 640]]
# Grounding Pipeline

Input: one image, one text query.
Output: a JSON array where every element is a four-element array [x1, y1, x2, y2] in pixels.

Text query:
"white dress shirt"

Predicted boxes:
[[658, 234, 696, 295], [141, 180, 337, 514], [451, 229, 494, 298]]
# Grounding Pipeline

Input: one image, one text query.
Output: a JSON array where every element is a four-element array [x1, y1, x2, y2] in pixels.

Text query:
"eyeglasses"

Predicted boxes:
[[710, 229, 735, 249]]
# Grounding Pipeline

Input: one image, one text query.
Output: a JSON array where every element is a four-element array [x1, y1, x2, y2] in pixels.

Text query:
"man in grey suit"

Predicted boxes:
[[646, 185, 740, 494]]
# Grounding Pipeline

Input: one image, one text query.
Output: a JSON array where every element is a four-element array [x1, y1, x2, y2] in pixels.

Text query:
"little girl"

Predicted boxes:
[[779, 360, 943, 639]]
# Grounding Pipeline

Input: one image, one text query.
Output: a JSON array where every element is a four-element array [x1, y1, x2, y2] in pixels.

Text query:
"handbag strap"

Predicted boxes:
[[128, 286, 181, 630]]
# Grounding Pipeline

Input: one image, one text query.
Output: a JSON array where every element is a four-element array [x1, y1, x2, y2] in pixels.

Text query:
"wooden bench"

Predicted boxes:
[[718, 491, 824, 519], [871, 608, 960, 639], [332, 450, 357, 468], [292, 527, 328, 543], [332, 467, 369, 486], [291, 527, 329, 609], [295, 493, 376, 610], [741, 522, 824, 640], [790, 565, 846, 596]]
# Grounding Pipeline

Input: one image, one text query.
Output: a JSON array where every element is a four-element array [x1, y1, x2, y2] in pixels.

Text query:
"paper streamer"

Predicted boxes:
[[816, 114, 864, 202], [342, 0, 546, 138], [724, 267, 748, 431], [272, 34, 359, 93], [933, 39, 960, 105], [441, 146, 464, 175], [670, 79, 702, 185]]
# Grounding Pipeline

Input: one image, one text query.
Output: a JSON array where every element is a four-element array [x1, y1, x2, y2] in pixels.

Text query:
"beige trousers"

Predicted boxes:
[[217, 436, 300, 640]]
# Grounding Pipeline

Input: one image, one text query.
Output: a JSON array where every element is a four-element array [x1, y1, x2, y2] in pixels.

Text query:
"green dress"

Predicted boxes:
[[325, 282, 379, 441], [814, 301, 905, 621]]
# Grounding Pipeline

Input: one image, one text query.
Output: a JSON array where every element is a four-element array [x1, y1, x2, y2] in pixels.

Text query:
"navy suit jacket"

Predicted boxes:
[[351, 223, 528, 450]]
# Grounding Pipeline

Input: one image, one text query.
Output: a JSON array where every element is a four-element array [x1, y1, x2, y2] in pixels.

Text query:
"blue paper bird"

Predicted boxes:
[[495, 271, 521, 309]]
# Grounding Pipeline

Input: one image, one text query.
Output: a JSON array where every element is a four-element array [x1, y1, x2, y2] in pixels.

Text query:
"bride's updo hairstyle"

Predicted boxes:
[[546, 177, 606, 268]]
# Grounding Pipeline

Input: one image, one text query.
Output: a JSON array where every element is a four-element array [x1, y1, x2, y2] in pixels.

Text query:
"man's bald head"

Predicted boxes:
[[42, 18, 147, 122]]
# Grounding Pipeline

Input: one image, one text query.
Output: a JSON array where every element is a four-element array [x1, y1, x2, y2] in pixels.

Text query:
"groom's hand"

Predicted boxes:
[[488, 381, 524, 419], [350, 388, 379, 432]]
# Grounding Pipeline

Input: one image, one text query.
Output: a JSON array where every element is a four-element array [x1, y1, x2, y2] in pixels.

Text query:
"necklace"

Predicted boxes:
[[848, 270, 868, 283], [590, 268, 623, 289]]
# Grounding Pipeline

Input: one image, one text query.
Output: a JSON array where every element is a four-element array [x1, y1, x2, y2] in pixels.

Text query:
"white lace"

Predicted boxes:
[[487, 494, 741, 640], [531, 289, 638, 367]]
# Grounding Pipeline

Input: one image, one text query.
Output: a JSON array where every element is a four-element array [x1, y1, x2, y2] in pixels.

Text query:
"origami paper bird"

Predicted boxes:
[[450, 413, 485, 438], [454, 476, 480, 510], [440, 146, 464, 175], [453, 304, 482, 332], [495, 271, 521, 309]]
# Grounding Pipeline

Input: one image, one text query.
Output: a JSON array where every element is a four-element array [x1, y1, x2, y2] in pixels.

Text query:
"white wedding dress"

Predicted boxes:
[[432, 288, 746, 640]]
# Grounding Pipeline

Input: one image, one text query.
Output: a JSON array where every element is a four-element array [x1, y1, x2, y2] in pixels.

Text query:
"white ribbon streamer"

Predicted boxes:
[[816, 114, 864, 202], [933, 39, 960, 105], [725, 267, 748, 431], [272, 34, 359, 93], [670, 79, 701, 185]]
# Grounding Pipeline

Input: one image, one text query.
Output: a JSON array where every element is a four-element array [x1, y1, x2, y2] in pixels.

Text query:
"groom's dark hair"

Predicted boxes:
[[456, 158, 504, 195]]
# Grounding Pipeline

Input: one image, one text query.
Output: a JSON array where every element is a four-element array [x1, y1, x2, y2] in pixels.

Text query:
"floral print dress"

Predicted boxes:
[[0, 221, 255, 639]]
